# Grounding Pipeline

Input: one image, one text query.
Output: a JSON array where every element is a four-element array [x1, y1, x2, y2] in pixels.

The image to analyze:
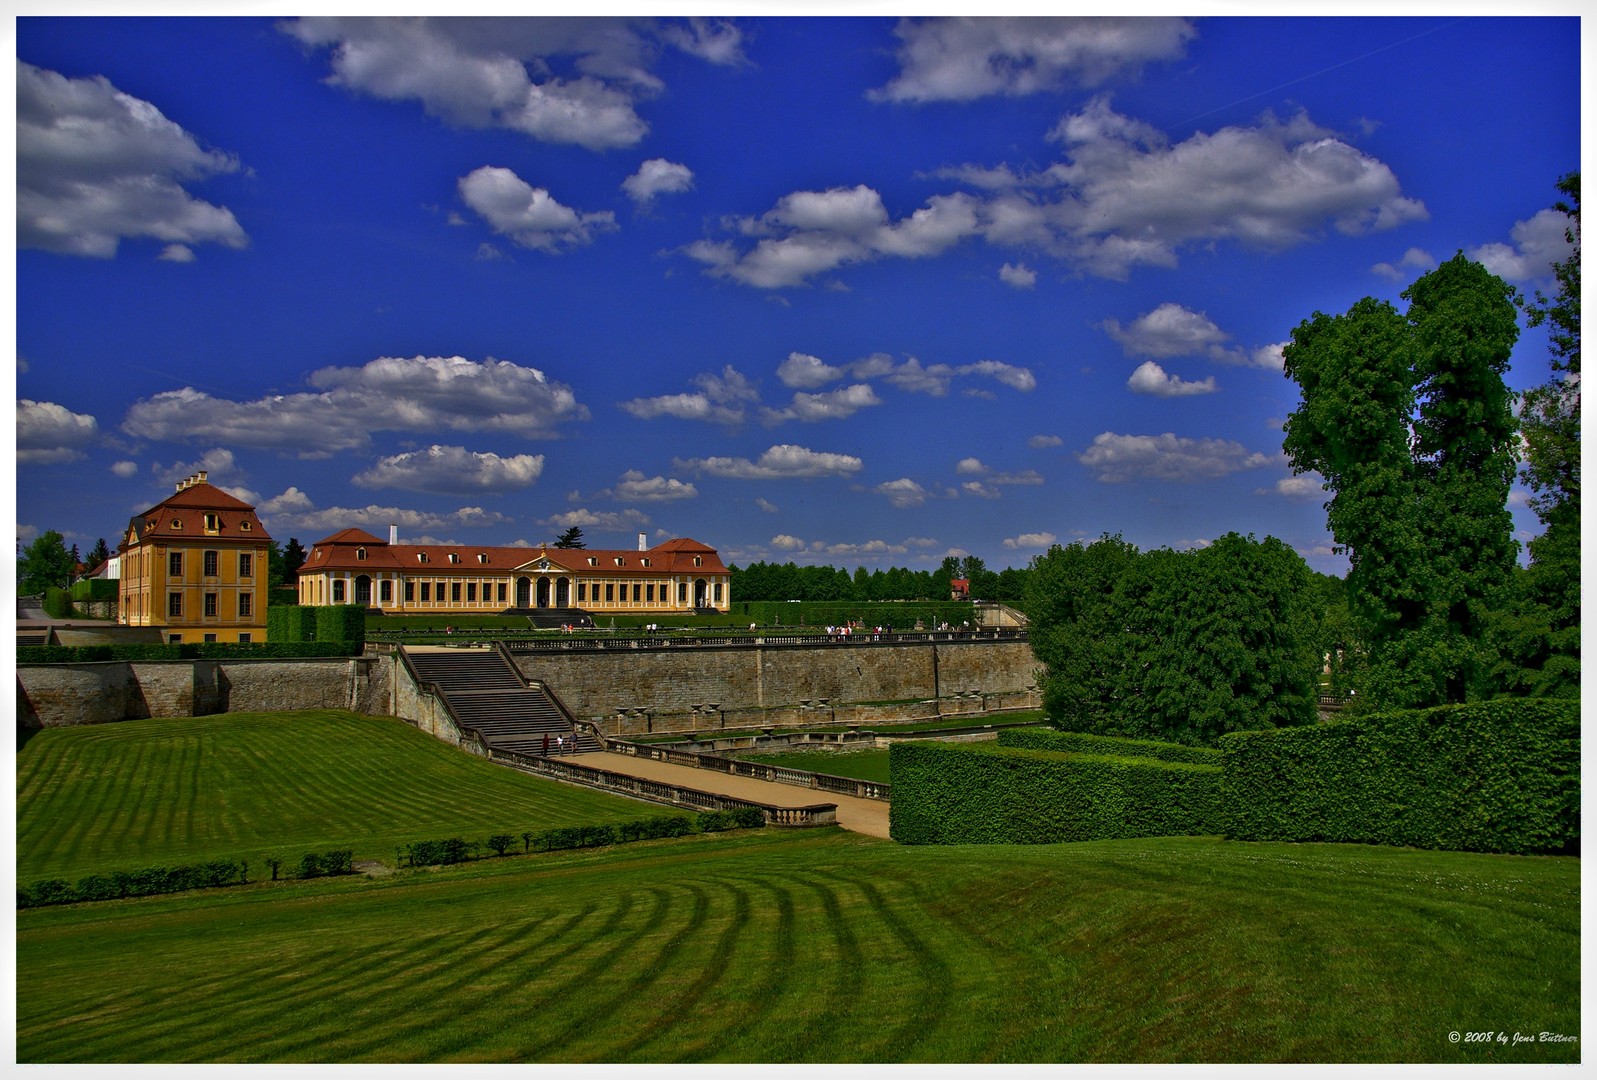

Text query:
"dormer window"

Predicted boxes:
[[240, 521, 252, 532], [588, 557, 599, 567], [417, 553, 429, 563], [356, 547, 367, 561], [448, 552, 460, 564], [204, 513, 220, 532], [693, 556, 703, 567], [614, 557, 625, 566], [641, 558, 651, 567], [170, 519, 183, 530], [477, 553, 488, 564]]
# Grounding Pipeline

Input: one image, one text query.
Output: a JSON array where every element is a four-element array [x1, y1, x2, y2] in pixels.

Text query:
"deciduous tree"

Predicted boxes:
[[1282, 253, 1520, 708], [18, 530, 78, 593], [1025, 534, 1320, 746]]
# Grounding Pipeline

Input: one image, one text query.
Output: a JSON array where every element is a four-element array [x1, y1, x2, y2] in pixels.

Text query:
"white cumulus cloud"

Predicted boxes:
[[871, 16, 1196, 102], [674, 444, 864, 480], [1003, 532, 1058, 550], [284, 18, 744, 151], [353, 445, 545, 494], [609, 470, 699, 502], [764, 383, 883, 424], [458, 166, 616, 251], [999, 262, 1037, 288], [17, 62, 247, 258], [619, 365, 760, 425], [1076, 431, 1271, 483], [18, 399, 99, 464], [622, 158, 696, 202], [1127, 360, 1217, 397], [123, 355, 587, 455], [1467, 208, 1577, 283], [875, 478, 929, 509]]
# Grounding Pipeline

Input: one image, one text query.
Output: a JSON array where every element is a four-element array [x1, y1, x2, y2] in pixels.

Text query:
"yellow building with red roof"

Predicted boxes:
[[295, 528, 731, 616], [117, 471, 273, 643]]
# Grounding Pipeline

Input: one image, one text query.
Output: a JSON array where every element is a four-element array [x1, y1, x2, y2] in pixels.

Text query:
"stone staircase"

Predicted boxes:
[[402, 647, 601, 755]]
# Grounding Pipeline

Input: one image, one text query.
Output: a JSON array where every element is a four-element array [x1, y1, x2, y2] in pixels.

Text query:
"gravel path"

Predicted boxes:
[[581, 751, 892, 840]]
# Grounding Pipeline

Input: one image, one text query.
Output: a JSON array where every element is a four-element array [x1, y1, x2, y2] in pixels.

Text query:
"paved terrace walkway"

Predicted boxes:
[[578, 751, 892, 840]]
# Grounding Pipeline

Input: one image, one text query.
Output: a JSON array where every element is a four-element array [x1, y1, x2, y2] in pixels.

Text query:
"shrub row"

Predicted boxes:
[[1220, 699, 1580, 855], [999, 728, 1221, 765], [70, 578, 119, 602], [403, 808, 768, 867], [42, 587, 72, 619], [19, 859, 248, 908], [19, 845, 363, 908], [888, 741, 1221, 845], [18, 641, 360, 664], [298, 850, 355, 878], [267, 605, 366, 645]]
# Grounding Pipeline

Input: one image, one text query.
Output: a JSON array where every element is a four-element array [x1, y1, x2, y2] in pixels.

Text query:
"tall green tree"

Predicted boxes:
[[1025, 534, 1320, 746], [18, 530, 78, 593], [1490, 173, 1580, 698], [553, 526, 586, 549], [1283, 254, 1520, 709], [84, 537, 112, 572]]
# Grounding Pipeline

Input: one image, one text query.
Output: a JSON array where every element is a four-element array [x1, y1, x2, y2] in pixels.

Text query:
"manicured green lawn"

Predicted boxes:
[[15, 708, 1580, 1064], [15, 710, 644, 880], [16, 831, 1579, 1064]]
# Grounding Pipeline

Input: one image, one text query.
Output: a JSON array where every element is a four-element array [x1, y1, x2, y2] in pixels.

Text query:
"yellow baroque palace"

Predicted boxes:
[[117, 472, 273, 643], [296, 528, 732, 616]]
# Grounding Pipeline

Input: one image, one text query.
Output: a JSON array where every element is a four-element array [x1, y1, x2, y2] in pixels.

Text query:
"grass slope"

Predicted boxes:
[[16, 831, 1578, 1064], [16, 710, 643, 879]]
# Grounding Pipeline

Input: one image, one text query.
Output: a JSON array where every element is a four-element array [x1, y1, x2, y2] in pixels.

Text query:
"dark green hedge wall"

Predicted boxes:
[[889, 740, 1222, 845], [19, 641, 359, 664], [999, 727, 1221, 765], [1220, 699, 1580, 855], [268, 605, 317, 642], [315, 604, 367, 644], [69, 579, 119, 601], [266, 605, 363, 644]]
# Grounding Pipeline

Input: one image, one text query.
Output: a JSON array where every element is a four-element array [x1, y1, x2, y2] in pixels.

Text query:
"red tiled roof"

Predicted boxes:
[[299, 534, 729, 577], [124, 481, 272, 548]]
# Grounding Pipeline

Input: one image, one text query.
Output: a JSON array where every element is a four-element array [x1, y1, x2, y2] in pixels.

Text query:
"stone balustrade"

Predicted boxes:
[[489, 746, 839, 827]]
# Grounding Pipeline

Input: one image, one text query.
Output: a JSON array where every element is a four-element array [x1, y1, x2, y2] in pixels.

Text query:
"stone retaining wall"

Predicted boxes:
[[507, 642, 1034, 725], [15, 638, 1038, 734], [16, 656, 393, 728], [510, 638, 1040, 732]]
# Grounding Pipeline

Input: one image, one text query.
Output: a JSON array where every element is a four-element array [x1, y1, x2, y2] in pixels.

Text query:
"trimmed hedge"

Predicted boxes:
[[267, 605, 364, 645], [18, 641, 360, 664], [268, 605, 317, 642], [1000, 728, 1221, 765], [405, 809, 767, 868], [298, 849, 355, 878], [70, 579, 119, 602], [316, 605, 367, 645], [889, 741, 1222, 845], [19, 859, 248, 908], [1220, 699, 1580, 855]]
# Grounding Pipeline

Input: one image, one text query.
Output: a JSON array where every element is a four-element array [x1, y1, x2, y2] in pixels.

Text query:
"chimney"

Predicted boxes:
[[389, 524, 399, 545], [638, 532, 647, 552]]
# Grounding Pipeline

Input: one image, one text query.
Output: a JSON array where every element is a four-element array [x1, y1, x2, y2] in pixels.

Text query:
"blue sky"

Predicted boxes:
[[12, 14, 1582, 576]]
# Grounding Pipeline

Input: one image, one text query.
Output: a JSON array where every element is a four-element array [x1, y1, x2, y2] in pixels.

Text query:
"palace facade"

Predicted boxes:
[[296, 529, 732, 616], [118, 471, 274, 643]]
